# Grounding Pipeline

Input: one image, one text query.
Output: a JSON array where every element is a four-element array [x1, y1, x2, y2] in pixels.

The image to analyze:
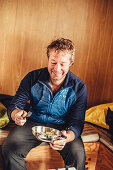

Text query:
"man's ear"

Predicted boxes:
[[69, 61, 74, 66]]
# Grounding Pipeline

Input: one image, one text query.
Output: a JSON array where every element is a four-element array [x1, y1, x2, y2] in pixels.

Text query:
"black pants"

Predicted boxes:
[[1, 120, 86, 170]]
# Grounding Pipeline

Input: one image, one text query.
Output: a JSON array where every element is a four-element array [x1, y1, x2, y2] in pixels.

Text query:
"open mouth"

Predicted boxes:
[[52, 71, 62, 77]]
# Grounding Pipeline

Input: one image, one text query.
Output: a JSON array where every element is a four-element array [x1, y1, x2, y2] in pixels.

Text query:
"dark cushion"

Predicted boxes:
[[106, 107, 113, 141]]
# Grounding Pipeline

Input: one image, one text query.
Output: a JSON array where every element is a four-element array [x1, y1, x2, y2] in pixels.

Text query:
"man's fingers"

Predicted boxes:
[[50, 143, 65, 150], [16, 110, 24, 117], [15, 117, 26, 126], [21, 111, 27, 119], [15, 110, 27, 119], [50, 138, 66, 150], [61, 130, 67, 137]]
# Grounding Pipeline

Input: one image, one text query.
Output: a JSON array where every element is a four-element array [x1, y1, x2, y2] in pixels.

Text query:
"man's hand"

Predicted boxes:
[[11, 109, 27, 126], [50, 130, 75, 150]]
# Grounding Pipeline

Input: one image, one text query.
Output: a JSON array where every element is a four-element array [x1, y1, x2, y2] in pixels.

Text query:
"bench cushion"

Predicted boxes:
[[85, 103, 113, 129]]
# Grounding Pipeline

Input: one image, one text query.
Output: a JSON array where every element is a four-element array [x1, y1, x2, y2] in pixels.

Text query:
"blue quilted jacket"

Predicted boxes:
[[8, 67, 87, 138]]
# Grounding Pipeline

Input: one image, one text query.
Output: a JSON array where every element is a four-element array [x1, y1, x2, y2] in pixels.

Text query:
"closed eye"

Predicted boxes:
[[51, 62, 56, 64], [61, 64, 66, 66]]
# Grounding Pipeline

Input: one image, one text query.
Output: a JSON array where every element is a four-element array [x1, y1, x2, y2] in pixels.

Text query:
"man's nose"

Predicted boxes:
[[54, 64, 61, 71]]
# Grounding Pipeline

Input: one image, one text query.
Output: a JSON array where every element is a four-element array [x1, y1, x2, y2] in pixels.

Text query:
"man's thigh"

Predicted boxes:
[[2, 120, 43, 157]]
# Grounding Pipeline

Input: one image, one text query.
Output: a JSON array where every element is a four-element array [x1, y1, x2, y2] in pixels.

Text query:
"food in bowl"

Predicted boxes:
[[32, 126, 66, 142]]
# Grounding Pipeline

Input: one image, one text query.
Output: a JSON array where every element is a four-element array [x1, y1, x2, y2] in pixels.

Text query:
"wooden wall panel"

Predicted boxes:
[[0, 0, 113, 108]]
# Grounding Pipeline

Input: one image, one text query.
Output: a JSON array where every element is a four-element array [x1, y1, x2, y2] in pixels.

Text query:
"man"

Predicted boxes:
[[2, 38, 87, 170]]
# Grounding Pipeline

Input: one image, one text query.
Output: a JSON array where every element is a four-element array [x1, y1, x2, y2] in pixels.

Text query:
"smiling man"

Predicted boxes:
[[2, 38, 87, 170]]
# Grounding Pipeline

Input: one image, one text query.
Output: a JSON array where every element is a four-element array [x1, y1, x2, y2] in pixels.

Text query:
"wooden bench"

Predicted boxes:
[[0, 123, 113, 170]]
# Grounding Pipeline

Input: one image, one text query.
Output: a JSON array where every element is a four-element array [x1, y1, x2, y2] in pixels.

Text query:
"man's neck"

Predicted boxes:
[[49, 77, 65, 93]]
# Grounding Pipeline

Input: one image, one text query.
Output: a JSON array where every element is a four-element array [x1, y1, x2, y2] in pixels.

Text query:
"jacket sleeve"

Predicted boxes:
[[7, 73, 32, 120], [66, 83, 87, 138]]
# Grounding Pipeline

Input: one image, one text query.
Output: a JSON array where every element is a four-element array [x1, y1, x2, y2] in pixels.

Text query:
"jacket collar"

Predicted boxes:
[[38, 67, 73, 89]]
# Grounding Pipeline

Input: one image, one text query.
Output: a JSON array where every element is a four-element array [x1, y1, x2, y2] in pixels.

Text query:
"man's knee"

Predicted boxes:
[[70, 137, 86, 169]]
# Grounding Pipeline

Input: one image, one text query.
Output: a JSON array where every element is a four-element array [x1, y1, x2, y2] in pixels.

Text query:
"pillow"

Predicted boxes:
[[0, 102, 9, 128], [85, 103, 113, 129], [106, 107, 113, 141]]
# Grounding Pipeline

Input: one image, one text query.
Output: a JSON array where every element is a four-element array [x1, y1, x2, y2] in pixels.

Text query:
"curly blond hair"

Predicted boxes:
[[47, 38, 75, 65]]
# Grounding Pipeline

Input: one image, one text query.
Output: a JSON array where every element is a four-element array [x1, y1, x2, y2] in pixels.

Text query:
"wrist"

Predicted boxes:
[[66, 130, 75, 143]]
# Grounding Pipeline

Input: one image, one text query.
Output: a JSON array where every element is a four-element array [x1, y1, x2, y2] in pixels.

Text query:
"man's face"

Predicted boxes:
[[48, 49, 71, 83]]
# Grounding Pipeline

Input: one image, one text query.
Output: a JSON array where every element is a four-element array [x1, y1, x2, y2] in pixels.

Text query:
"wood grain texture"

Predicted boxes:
[[84, 143, 100, 170], [25, 145, 65, 170], [0, 0, 113, 108], [96, 143, 113, 170]]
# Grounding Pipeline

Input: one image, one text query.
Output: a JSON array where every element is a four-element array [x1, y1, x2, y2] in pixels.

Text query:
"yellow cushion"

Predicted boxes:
[[85, 103, 113, 129], [0, 103, 9, 128]]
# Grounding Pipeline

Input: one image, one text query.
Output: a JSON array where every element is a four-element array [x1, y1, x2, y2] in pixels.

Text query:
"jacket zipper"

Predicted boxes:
[[38, 81, 67, 113], [38, 80, 53, 103]]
